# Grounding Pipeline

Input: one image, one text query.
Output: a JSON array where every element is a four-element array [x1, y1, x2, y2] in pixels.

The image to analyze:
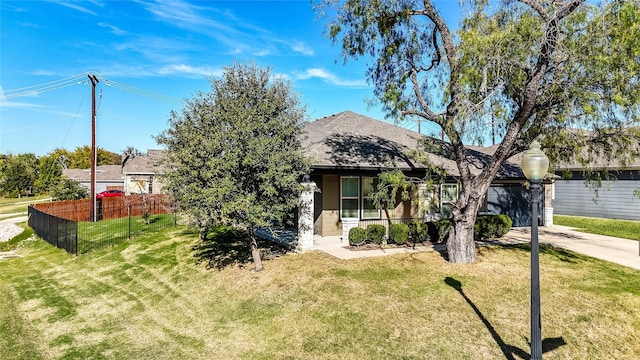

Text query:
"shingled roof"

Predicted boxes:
[[122, 149, 167, 174], [302, 111, 523, 178], [62, 165, 123, 182]]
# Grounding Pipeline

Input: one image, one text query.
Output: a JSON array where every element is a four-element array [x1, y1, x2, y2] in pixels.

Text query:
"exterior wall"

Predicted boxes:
[[315, 174, 421, 236], [486, 183, 543, 227], [553, 178, 640, 221], [320, 175, 341, 236], [79, 181, 125, 194], [124, 174, 164, 195]]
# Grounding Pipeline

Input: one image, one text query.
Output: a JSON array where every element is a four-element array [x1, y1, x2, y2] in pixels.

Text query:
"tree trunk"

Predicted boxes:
[[446, 214, 476, 264], [446, 193, 484, 264], [249, 231, 264, 272]]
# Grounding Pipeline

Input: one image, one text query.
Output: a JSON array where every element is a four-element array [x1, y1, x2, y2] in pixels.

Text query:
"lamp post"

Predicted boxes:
[[521, 141, 549, 360]]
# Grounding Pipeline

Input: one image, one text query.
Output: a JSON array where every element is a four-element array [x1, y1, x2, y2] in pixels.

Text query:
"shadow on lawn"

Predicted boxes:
[[192, 226, 289, 270], [497, 243, 586, 265], [445, 277, 566, 360]]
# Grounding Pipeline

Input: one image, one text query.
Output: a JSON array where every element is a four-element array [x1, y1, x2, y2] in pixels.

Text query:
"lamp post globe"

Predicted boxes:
[[521, 141, 550, 181], [521, 141, 549, 360]]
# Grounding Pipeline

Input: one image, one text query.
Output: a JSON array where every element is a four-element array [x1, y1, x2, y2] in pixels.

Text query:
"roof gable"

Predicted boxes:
[[303, 111, 523, 178]]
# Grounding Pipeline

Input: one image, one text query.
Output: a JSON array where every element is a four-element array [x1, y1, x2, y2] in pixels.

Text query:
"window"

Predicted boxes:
[[341, 177, 359, 218], [441, 184, 458, 219], [340, 176, 381, 220], [361, 177, 380, 219]]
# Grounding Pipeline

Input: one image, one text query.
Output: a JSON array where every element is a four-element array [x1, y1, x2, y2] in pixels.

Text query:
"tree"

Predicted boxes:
[[50, 178, 89, 201], [67, 146, 120, 168], [0, 153, 39, 197], [315, 0, 640, 263], [156, 62, 310, 271], [35, 148, 70, 193]]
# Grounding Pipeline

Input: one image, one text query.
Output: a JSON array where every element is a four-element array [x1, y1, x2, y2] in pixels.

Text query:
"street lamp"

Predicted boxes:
[[521, 141, 549, 360]]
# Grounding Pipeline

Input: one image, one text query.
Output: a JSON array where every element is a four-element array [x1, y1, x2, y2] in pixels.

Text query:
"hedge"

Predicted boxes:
[[349, 227, 366, 246], [389, 223, 409, 245], [474, 214, 513, 240], [366, 224, 386, 244], [408, 221, 430, 243]]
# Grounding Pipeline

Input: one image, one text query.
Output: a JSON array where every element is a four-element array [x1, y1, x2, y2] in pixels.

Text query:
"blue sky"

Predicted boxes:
[[1, 0, 449, 156]]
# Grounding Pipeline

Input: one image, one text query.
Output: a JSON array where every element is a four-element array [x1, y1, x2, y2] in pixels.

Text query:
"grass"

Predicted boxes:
[[1, 226, 640, 359], [77, 214, 176, 253], [0, 195, 52, 216], [554, 215, 640, 240]]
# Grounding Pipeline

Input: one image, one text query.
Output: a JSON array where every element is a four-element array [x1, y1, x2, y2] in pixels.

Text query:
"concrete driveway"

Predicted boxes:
[[315, 225, 640, 270], [490, 225, 640, 270]]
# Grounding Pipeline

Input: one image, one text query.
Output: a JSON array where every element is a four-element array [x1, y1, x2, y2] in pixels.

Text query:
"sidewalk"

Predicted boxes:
[[498, 225, 640, 270], [313, 226, 640, 270], [313, 235, 435, 260]]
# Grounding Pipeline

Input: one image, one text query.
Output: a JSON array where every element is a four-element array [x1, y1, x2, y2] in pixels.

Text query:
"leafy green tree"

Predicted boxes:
[[67, 146, 120, 168], [0, 153, 39, 197], [315, 0, 640, 263], [35, 148, 70, 193], [50, 178, 89, 201], [156, 62, 310, 271]]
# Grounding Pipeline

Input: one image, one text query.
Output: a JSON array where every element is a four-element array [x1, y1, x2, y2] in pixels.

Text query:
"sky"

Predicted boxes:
[[0, 0, 452, 156]]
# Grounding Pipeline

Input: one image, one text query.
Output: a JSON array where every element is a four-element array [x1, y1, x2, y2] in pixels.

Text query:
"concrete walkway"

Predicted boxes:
[[313, 235, 436, 260], [313, 226, 640, 270], [496, 225, 640, 270]]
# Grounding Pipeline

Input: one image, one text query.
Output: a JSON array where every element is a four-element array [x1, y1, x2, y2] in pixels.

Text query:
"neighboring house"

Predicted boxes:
[[302, 111, 539, 238], [552, 156, 640, 221], [121, 150, 166, 195], [62, 165, 124, 193]]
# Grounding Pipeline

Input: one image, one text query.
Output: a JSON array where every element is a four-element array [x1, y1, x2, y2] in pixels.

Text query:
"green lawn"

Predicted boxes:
[[554, 215, 640, 240], [1, 226, 639, 359], [0, 196, 51, 216]]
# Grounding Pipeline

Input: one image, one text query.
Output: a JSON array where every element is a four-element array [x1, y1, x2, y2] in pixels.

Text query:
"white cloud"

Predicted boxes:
[[48, 0, 98, 16], [141, 0, 308, 58], [294, 68, 368, 87], [98, 22, 128, 36], [290, 41, 314, 56], [156, 64, 222, 78]]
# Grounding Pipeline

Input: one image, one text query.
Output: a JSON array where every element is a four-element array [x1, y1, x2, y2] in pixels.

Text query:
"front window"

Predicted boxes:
[[441, 184, 458, 219], [340, 176, 381, 220], [341, 177, 359, 218], [361, 177, 380, 219]]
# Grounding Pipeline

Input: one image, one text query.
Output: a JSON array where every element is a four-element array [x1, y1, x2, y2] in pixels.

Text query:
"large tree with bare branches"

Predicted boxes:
[[315, 0, 640, 263]]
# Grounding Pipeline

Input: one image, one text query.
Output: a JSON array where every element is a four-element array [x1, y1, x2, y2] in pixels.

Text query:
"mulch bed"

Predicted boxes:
[[346, 241, 434, 251]]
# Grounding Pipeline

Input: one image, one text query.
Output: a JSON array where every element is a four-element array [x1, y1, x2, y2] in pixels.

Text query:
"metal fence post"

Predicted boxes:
[[128, 203, 131, 239]]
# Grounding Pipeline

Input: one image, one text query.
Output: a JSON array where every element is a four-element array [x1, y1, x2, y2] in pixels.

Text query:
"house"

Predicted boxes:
[[301, 111, 541, 241], [552, 155, 640, 221], [62, 164, 124, 193], [121, 150, 167, 195]]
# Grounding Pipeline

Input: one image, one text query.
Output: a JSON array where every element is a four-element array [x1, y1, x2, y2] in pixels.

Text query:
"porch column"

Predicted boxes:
[[544, 183, 554, 226], [341, 218, 359, 246], [297, 181, 316, 253]]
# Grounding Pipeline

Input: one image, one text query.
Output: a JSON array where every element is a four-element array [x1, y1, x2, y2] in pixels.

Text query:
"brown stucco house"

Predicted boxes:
[[302, 111, 535, 238]]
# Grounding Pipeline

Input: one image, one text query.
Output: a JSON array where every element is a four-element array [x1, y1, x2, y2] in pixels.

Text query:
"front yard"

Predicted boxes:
[[1, 225, 639, 359]]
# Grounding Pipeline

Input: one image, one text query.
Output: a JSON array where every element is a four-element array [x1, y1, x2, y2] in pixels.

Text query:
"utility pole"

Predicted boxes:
[[88, 74, 99, 222]]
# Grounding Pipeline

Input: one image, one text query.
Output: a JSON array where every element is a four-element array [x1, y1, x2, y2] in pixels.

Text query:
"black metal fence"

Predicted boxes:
[[28, 206, 78, 254], [28, 199, 177, 255], [357, 218, 418, 234]]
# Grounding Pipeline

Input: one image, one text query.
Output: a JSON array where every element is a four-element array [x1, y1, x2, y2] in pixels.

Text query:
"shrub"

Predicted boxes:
[[349, 227, 366, 246], [427, 220, 451, 243], [474, 214, 513, 240], [408, 221, 430, 243], [366, 224, 386, 244], [389, 223, 409, 245]]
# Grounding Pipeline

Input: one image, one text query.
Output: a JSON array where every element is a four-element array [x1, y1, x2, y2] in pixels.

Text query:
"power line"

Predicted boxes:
[[1, 73, 87, 99], [97, 75, 182, 105]]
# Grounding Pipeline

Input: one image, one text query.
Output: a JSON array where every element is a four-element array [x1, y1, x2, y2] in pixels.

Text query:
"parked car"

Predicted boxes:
[[96, 189, 124, 199]]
